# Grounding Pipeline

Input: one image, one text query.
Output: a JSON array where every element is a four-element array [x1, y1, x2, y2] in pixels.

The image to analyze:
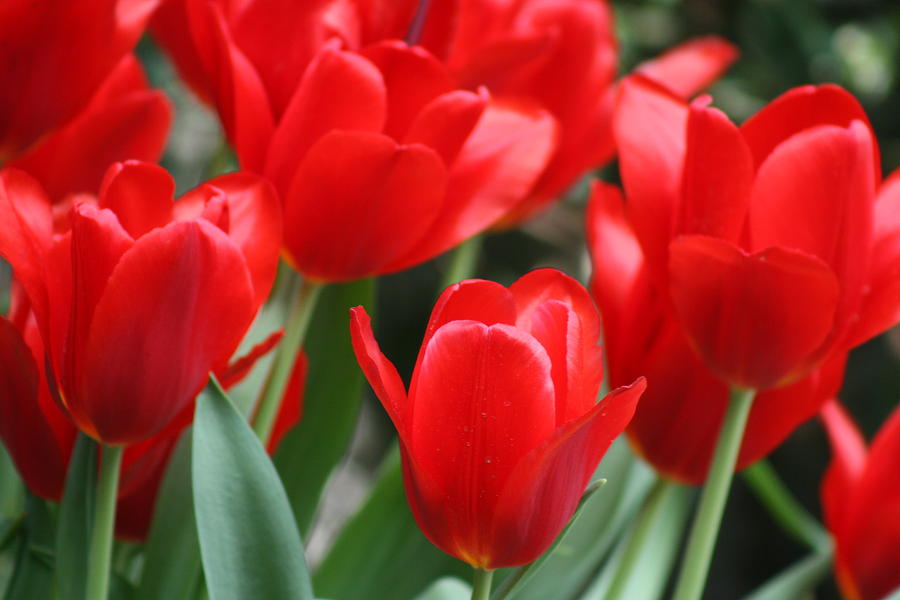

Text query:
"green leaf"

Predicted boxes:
[[740, 551, 832, 600], [0, 446, 22, 518], [275, 278, 374, 536], [314, 446, 469, 600], [193, 378, 312, 600], [135, 430, 201, 600], [55, 434, 97, 600], [4, 493, 54, 600], [415, 578, 472, 600], [497, 438, 655, 600]]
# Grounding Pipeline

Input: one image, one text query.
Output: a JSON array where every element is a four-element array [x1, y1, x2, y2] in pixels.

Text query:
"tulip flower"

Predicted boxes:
[[350, 269, 645, 570], [820, 400, 900, 600], [0, 0, 160, 161], [0, 161, 281, 446], [152, 0, 736, 226]]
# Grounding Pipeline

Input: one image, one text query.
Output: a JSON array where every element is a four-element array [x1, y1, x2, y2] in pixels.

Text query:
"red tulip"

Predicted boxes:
[[0, 0, 160, 160], [350, 269, 645, 568], [153, 0, 735, 227], [8, 55, 172, 203], [0, 161, 281, 445], [820, 400, 900, 600]]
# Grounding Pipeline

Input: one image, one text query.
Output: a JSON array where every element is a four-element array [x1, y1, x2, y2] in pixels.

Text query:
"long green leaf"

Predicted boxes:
[[741, 551, 832, 600], [314, 447, 468, 600], [193, 378, 312, 600], [54, 434, 97, 600], [4, 493, 54, 600], [136, 430, 201, 600], [0, 446, 22, 518], [275, 279, 374, 536]]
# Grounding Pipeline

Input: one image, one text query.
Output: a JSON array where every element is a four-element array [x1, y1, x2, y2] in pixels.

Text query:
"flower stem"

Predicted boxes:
[[252, 277, 323, 442], [672, 387, 755, 600], [85, 444, 124, 600], [442, 235, 483, 289], [471, 568, 494, 600], [742, 460, 830, 551]]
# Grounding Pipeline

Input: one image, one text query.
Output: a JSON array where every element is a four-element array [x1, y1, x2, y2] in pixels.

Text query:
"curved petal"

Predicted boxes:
[[349, 306, 408, 432], [78, 220, 256, 444], [408, 320, 556, 567], [635, 36, 738, 98], [750, 122, 877, 346], [669, 235, 840, 389], [266, 350, 307, 455], [283, 130, 447, 281], [740, 84, 879, 177], [510, 269, 601, 347], [403, 89, 487, 166], [820, 399, 867, 537], [265, 42, 387, 194], [487, 378, 645, 568], [98, 161, 175, 238], [9, 55, 172, 202]]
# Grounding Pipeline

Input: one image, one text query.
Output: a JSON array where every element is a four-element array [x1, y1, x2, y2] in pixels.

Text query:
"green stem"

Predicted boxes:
[[442, 235, 483, 289], [471, 568, 494, 600], [85, 444, 124, 600], [252, 278, 323, 442], [742, 461, 830, 551], [672, 387, 755, 600], [601, 478, 672, 600]]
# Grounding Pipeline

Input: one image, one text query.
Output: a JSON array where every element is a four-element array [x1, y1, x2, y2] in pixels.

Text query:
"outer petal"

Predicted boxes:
[[98, 161, 175, 239], [264, 42, 387, 194], [845, 169, 900, 347], [403, 89, 487, 166], [115, 430, 181, 541], [390, 98, 555, 271], [486, 378, 645, 568], [635, 36, 738, 98], [820, 400, 867, 538], [215, 330, 284, 391], [176, 172, 282, 306], [749, 122, 877, 348], [349, 306, 409, 431], [740, 84, 879, 176], [266, 351, 308, 455], [77, 220, 256, 444], [283, 131, 447, 281], [669, 235, 840, 389], [9, 55, 172, 202], [408, 321, 556, 567]]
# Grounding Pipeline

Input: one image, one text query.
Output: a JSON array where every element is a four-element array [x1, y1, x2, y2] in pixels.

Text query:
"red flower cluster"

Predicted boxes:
[[589, 79, 900, 483]]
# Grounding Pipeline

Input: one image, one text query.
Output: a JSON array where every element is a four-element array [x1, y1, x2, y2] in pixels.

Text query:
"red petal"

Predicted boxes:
[[749, 122, 877, 345], [408, 321, 556, 567], [820, 400, 867, 538], [846, 169, 900, 347], [116, 431, 181, 541], [266, 350, 308, 455], [613, 76, 688, 279], [635, 36, 738, 98], [77, 220, 256, 444], [216, 329, 284, 391], [669, 236, 840, 389], [487, 378, 644, 568], [9, 56, 172, 202], [98, 161, 174, 239], [741, 84, 879, 177], [265, 42, 387, 194], [403, 89, 487, 166], [349, 306, 408, 431], [283, 131, 446, 281]]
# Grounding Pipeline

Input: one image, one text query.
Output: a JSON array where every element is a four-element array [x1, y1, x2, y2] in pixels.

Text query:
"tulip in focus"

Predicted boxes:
[[350, 269, 645, 568], [0, 161, 282, 446], [820, 400, 900, 600]]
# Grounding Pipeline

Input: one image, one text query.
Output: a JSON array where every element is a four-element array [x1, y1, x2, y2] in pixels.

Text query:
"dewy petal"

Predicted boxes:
[[408, 321, 556, 567], [487, 378, 645, 568], [749, 122, 877, 347], [264, 42, 387, 194], [78, 220, 256, 444], [635, 35, 738, 98], [669, 235, 840, 389], [740, 84, 879, 177], [283, 130, 447, 281], [349, 306, 409, 433], [845, 168, 900, 347], [98, 161, 174, 239]]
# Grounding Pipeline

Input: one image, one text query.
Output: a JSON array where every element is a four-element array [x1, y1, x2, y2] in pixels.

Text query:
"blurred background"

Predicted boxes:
[[119, 0, 900, 597]]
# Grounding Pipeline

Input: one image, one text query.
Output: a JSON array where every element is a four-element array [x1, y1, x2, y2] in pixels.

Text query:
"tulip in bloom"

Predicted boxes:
[[820, 400, 900, 600], [588, 81, 900, 482], [350, 269, 645, 568], [0, 161, 281, 445]]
